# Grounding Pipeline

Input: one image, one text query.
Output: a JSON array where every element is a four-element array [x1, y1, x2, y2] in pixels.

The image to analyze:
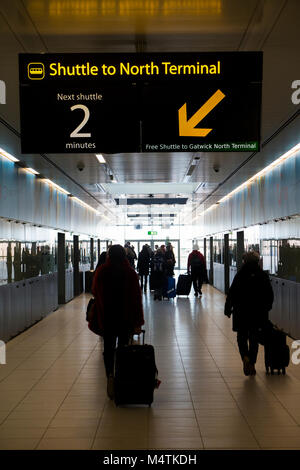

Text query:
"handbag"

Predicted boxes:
[[86, 298, 95, 322], [87, 299, 103, 336]]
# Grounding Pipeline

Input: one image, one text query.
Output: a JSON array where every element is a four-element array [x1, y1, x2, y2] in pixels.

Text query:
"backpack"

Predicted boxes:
[[190, 253, 203, 269]]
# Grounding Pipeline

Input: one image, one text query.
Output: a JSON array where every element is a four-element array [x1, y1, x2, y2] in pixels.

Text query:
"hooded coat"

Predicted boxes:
[[224, 262, 274, 332], [137, 248, 150, 275], [91, 258, 144, 336]]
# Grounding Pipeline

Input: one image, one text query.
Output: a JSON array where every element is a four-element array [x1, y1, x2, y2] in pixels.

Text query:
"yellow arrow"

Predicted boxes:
[[178, 89, 225, 137]]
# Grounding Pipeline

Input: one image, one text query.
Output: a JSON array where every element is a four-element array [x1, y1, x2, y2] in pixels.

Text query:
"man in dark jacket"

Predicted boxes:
[[150, 249, 167, 301], [187, 244, 207, 297], [125, 242, 137, 268], [224, 251, 274, 376], [165, 243, 176, 277], [137, 245, 150, 292]]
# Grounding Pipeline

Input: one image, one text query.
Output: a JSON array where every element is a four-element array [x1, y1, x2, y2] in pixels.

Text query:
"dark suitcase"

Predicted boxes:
[[163, 276, 176, 299], [114, 331, 158, 406], [176, 274, 192, 296], [149, 274, 155, 291], [264, 325, 290, 375]]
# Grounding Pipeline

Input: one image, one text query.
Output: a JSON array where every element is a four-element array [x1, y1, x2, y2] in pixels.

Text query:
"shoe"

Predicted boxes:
[[199, 291, 202, 296], [243, 356, 251, 376], [107, 374, 114, 400], [249, 364, 256, 376]]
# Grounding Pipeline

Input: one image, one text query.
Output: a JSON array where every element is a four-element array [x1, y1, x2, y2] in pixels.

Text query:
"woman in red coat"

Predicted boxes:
[[92, 245, 144, 395]]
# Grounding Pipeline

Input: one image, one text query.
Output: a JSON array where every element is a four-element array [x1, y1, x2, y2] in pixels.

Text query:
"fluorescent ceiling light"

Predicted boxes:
[[95, 154, 106, 164], [70, 195, 99, 213], [24, 167, 39, 175], [43, 179, 70, 195], [0, 147, 20, 162]]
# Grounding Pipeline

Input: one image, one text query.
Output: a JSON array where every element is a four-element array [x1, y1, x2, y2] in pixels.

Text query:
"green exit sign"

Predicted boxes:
[[148, 231, 157, 235]]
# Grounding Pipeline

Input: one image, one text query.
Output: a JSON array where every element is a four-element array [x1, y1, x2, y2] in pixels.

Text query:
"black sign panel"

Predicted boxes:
[[19, 52, 262, 153]]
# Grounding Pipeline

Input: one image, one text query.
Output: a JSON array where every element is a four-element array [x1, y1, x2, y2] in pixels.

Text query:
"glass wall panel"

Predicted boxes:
[[213, 235, 224, 264], [65, 238, 74, 269], [228, 232, 237, 267], [0, 239, 57, 285], [277, 239, 300, 282], [79, 239, 91, 270], [244, 226, 260, 254]]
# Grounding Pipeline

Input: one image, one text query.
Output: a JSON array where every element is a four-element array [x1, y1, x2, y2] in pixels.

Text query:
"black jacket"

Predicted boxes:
[[224, 263, 274, 332], [165, 250, 176, 276], [137, 249, 150, 275], [150, 253, 167, 288]]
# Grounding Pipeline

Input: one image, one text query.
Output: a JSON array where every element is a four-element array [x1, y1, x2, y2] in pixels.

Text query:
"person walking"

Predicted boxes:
[[125, 242, 137, 268], [224, 251, 274, 376], [187, 244, 207, 297], [150, 249, 166, 301], [91, 245, 144, 397], [95, 251, 107, 269], [165, 243, 176, 277], [137, 245, 150, 292]]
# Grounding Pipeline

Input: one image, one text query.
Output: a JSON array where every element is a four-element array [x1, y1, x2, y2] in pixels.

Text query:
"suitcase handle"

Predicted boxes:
[[130, 329, 146, 345]]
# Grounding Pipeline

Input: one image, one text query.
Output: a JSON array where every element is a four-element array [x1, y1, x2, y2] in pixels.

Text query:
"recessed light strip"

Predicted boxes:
[[95, 154, 106, 164], [24, 167, 40, 175], [218, 142, 300, 204], [193, 142, 300, 222], [0, 147, 20, 162], [43, 179, 70, 195], [0, 147, 112, 220], [70, 196, 100, 214]]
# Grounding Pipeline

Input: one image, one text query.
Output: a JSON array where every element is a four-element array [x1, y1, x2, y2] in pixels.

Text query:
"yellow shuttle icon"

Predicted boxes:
[[28, 63, 45, 80]]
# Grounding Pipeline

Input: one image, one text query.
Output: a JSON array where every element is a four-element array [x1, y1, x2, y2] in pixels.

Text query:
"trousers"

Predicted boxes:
[[103, 332, 130, 377], [191, 270, 203, 294], [237, 327, 259, 365], [140, 275, 148, 291]]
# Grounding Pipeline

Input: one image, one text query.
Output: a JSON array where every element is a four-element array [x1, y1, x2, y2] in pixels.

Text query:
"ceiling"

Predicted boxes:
[[0, 0, 299, 226]]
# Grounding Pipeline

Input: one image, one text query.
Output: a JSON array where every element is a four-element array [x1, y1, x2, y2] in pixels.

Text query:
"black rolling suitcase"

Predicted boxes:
[[176, 274, 192, 296], [264, 325, 290, 375], [114, 331, 158, 406], [149, 274, 154, 291]]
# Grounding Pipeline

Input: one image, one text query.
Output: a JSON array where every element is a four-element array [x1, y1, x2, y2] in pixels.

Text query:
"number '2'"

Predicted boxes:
[[70, 104, 91, 138]]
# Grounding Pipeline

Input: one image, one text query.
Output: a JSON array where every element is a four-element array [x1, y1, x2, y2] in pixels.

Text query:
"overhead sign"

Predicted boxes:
[[148, 231, 157, 236], [19, 52, 262, 154]]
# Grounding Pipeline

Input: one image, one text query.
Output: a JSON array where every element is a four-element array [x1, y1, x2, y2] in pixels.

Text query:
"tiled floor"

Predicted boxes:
[[1, 284, 300, 449]]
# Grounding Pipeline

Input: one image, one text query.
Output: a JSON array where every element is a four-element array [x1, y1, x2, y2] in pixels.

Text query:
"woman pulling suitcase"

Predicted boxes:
[[91, 245, 145, 398]]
